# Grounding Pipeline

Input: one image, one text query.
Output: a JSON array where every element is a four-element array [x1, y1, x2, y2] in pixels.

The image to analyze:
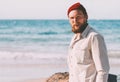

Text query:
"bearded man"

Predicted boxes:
[[67, 2, 110, 82]]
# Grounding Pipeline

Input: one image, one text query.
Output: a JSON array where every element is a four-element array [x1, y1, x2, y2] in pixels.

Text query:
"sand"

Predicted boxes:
[[0, 57, 120, 82], [23, 78, 47, 82]]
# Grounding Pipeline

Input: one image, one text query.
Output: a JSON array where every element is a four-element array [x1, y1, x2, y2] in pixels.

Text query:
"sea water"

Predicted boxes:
[[0, 20, 120, 82], [0, 20, 120, 64]]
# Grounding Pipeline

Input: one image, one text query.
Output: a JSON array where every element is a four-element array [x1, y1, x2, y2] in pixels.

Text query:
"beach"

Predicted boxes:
[[0, 58, 68, 82], [0, 56, 120, 82], [0, 20, 120, 82]]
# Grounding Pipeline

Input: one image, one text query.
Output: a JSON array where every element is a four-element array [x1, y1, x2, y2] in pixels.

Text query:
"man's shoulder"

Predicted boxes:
[[88, 26, 103, 38]]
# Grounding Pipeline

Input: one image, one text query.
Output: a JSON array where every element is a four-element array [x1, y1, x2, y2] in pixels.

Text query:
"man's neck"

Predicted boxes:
[[74, 33, 81, 40]]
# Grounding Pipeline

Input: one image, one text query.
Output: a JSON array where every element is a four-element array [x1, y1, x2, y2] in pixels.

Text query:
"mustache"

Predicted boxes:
[[73, 24, 80, 27]]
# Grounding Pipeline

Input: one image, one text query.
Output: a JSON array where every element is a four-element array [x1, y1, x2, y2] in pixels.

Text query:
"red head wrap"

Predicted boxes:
[[67, 2, 87, 16]]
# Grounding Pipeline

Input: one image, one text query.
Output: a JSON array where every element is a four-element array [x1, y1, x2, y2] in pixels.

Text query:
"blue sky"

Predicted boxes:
[[0, 0, 120, 19]]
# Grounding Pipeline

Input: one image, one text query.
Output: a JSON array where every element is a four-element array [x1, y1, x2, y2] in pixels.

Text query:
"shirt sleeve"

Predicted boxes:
[[91, 34, 110, 82]]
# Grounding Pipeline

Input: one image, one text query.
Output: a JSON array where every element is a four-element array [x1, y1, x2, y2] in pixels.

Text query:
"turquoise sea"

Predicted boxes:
[[0, 20, 120, 64]]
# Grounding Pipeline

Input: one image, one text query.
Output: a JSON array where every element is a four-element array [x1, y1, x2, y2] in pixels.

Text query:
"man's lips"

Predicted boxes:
[[73, 24, 79, 27]]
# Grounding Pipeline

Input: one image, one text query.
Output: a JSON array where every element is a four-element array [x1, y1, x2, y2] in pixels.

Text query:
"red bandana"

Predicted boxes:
[[67, 2, 81, 15]]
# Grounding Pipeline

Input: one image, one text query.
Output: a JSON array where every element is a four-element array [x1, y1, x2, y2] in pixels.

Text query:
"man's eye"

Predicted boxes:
[[77, 15, 84, 19], [70, 17, 74, 19]]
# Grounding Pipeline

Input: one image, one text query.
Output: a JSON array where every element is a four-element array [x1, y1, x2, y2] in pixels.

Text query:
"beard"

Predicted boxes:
[[72, 22, 88, 33]]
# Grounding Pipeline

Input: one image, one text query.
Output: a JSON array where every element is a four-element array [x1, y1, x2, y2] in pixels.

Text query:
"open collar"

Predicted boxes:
[[81, 25, 91, 38]]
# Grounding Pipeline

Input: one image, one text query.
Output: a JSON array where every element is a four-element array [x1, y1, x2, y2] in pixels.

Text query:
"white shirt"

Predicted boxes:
[[68, 25, 110, 82]]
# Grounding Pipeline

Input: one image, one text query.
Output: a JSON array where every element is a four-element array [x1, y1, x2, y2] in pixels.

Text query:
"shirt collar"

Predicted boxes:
[[81, 25, 91, 38]]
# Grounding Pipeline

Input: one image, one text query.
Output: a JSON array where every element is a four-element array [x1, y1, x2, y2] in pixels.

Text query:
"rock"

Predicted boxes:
[[46, 72, 118, 82], [46, 72, 69, 82]]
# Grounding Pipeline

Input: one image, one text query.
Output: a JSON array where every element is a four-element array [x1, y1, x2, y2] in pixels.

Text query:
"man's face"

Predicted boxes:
[[68, 10, 87, 33]]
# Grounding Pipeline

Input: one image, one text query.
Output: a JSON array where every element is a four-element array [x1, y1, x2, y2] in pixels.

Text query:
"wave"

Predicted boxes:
[[0, 20, 120, 62], [0, 50, 67, 65]]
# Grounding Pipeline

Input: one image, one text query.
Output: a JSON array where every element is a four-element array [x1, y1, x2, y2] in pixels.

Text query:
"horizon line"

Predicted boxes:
[[0, 18, 120, 20]]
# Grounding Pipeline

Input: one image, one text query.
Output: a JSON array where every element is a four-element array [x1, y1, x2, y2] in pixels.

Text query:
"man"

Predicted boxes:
[[67, 2, 110, 82]]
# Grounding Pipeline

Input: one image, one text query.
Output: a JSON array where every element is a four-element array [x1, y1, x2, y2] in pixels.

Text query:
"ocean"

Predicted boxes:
[[0, 20, 120, 82], [0, 20, 120, 64]]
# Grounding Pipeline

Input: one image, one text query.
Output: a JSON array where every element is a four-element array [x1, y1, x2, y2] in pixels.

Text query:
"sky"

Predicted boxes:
[[0, 0, 120, 19]]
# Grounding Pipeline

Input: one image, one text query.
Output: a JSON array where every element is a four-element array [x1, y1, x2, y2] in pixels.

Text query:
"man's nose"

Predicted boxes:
[[73, 18, 77, 23]]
